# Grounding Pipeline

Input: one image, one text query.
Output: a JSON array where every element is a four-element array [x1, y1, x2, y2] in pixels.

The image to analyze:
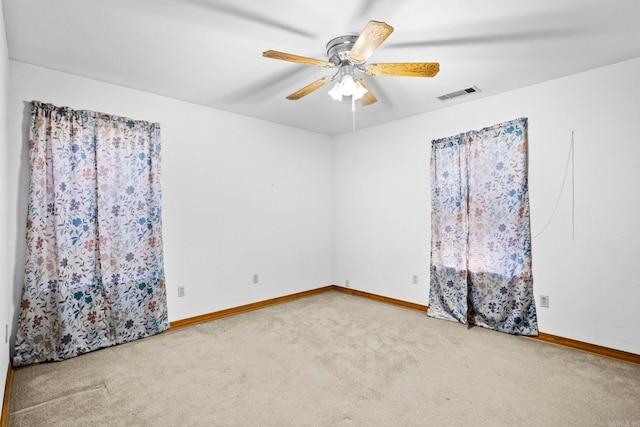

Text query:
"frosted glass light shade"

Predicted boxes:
[[327, 75, 368, 102], [328, 82, 343, 101]]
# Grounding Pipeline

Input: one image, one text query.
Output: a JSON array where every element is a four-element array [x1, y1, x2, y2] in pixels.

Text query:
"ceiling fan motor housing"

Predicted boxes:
[[326, 35, 358, 66]]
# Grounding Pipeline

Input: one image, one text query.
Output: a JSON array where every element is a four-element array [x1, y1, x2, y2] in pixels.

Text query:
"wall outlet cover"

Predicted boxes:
[[540, 295, 549, 308]]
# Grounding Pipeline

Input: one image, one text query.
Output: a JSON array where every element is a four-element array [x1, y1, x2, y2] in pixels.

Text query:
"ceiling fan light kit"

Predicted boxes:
[[327, 71, 368, 102], [263, 20, 440, 109]]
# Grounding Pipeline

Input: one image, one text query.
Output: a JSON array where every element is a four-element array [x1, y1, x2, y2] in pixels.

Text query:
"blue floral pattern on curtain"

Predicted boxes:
[[428, 117, 537, 336], [13, 101, 169, 367]]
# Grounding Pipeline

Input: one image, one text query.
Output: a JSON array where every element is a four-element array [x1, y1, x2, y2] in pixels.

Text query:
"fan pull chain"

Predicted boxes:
[[352, 97, 356, 132]]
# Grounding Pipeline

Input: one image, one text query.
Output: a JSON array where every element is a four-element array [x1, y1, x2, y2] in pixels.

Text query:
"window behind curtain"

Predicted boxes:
[[428, 117, 537, 336], [13, 101, 169, 367]]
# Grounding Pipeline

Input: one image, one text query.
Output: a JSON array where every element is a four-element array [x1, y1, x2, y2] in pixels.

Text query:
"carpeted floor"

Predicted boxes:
[[9, 291, 640, 426]]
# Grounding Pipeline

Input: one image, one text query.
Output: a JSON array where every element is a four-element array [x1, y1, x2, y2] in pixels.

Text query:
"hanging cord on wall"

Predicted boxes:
[[571, 130, 575, 240], [532, 131, 575, 239]]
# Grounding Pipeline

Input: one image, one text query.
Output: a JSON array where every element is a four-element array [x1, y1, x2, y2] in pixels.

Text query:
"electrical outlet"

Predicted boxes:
[[253, 274, 259, 285], [345, 279, 350, 288], [412, 274, 419, 285], [177, 286, 185, 298], [540, 295, 549, 308]]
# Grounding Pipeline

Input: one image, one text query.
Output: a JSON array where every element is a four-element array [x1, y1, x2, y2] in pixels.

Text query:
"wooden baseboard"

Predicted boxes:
[[1, 362, 12, 427], [334, 286, 639, 365], [330, 285, 429, 312], [169, 285, 334, 330], [172, 284, 638, 366], [530, 332, 640, 366], [168, 284, 427, 330]]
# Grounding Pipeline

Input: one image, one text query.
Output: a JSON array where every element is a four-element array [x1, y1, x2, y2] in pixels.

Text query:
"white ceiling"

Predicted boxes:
[[3, 0, 640, 136]]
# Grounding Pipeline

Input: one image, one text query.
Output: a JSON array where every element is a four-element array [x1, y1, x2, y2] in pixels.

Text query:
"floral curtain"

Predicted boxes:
[[13, 101, 169, 367], [428, 117, 537, 336]]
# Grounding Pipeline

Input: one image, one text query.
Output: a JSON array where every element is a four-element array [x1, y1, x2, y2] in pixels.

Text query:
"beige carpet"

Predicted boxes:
[[9, 291, 640, 426]]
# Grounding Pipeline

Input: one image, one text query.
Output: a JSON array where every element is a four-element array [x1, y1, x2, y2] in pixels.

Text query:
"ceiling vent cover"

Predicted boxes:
[[437, 86, 481, 101]]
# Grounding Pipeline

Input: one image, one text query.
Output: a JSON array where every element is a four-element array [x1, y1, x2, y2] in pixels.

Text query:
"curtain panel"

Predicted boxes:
[[428, 117, 537, 336], [13, 101, 169, 367]]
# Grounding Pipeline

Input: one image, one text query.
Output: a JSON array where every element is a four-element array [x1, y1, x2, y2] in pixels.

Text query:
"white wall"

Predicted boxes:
[[334, 57, 640, 354], [0, 2, 11, 395], [7, 62, 333, 331]]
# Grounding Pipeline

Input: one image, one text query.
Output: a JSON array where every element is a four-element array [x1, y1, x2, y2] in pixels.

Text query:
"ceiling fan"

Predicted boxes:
[[263, 20, 440, 107]]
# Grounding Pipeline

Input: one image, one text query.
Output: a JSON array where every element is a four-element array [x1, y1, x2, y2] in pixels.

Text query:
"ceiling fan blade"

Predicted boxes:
[[263, 50, 333, 68], [366, 62, 440, 77], [348, 20, 394, 64], [354, 78, 377, 106], [286, 76, 333, 100]]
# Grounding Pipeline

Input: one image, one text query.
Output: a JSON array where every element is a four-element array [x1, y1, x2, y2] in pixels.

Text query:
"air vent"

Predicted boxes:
[[437, 86, 481, 101]]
